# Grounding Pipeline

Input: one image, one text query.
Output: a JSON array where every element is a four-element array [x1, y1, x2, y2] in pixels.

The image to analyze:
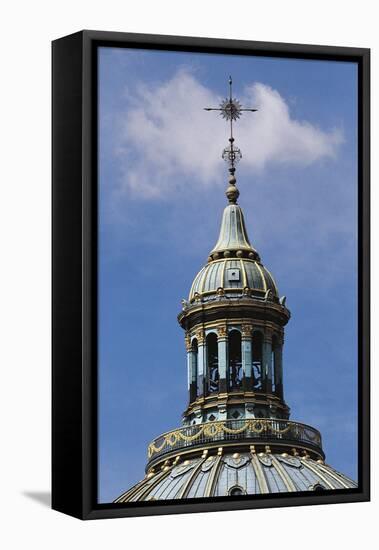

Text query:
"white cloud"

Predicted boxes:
[[115, 70, 343, 198]]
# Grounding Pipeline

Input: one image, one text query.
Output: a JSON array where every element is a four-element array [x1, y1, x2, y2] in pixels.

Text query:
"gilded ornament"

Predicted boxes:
[[195, 329, 205, 344], [147, 418, 316, 459], [241, 323, 253, 337], [217, 325, 227, 338]]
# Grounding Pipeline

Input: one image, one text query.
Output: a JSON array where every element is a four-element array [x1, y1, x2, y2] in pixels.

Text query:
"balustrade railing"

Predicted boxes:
[[147, 418, 323, 465]]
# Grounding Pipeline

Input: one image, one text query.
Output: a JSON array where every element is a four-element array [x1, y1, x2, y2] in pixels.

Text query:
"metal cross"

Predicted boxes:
[[204, 76, 257, 175]]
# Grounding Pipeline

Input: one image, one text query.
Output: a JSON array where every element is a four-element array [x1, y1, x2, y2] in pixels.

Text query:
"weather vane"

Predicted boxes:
[[204, 76, 258, 203]]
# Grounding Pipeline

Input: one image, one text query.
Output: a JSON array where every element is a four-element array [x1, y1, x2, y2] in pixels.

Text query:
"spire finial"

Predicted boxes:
[[204, 77, 258, 204]]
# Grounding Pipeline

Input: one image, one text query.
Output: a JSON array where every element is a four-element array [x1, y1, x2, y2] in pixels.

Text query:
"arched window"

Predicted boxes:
[[252, 331, 263, 390], [191, 338, 198, 398], [229, 330, 242, 390], [206, 333, 219, 394]]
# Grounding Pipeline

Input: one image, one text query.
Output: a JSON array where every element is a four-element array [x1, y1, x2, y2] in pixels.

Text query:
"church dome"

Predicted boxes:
[[115, 449, 357, 502]]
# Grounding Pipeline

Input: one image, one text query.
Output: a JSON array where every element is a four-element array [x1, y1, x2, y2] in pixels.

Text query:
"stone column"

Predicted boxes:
[[262, 332, 273, 394], [217, 325, 228, 394], [242, 324, 253, 392], [274, 335, 284, 400], [196, 329, 206, 398], [186, 334, 197, 403]]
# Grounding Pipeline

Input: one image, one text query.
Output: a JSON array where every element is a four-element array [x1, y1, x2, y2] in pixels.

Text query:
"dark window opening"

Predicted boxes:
[[229, 330, 242, 390], [252, 331, 263, 390], [206, 333, 219, 394], [229, 485, 244, 496], [313, 483, 326, 492]]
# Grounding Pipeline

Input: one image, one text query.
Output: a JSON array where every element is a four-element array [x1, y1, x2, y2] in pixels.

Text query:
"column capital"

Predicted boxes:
[[185, 333, 192, 352], [216, 324, 228, 339], [195, 328, 205, 345], [241, 323, 253, 338]]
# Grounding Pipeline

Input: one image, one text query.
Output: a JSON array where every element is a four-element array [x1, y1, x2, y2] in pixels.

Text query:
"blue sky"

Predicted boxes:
[[98, 47, 358, 503]]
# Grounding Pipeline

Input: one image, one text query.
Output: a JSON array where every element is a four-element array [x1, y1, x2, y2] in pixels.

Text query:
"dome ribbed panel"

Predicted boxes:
[[201, 262, 221, 293], [115, 453, 357, 501], [190, 267, 206, 296], [186, 468, 211, 498], [263, 268, 279, 295], [244, 261, 265, 291]]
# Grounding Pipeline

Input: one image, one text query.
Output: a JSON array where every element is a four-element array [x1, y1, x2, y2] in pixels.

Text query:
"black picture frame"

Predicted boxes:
[[52, 30, 370, 520]]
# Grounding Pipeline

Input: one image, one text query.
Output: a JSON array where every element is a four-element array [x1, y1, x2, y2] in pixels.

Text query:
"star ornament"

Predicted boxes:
[[219, 98, 243, 121]]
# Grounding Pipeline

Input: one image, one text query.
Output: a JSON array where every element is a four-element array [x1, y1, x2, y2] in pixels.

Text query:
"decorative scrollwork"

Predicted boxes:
[[222, 145, 242, 167]]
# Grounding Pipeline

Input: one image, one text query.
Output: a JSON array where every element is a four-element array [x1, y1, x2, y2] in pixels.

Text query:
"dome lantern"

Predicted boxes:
[[115, 77, 357, 502]]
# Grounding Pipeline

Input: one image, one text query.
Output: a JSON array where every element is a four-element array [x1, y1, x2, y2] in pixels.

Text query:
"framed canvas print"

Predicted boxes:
[[52, 30, 370, 519]]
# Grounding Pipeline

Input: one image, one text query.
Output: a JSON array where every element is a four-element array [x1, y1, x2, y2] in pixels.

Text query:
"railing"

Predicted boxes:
[[147, 418, 323, 465]]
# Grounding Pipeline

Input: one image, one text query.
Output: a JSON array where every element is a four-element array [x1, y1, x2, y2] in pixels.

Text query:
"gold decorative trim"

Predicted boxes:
[[184, 397, 289, 416], [181, 301, 289, 323], [220, 259, 227, 290], [299, 458, 335, 490], [204, 454, 223, 497], [250, 446, 269, 493], [199, 257, 260, 268], [240, 258, 248, 287], [147, 418, 320, 459], [113, 478, 146, 503], [199, 287, 266, 297], [271, 454, 297, 492], [190, 318, 277, 332], [146, 441, 323, 472], [117, 464, 173, 502], [315, 462, 350, 489], [255, 262, 268, 292]]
